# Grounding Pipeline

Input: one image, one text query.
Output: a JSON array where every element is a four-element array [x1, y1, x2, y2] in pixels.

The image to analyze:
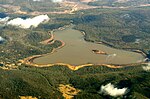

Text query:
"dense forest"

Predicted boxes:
[[0, 64, 150, 99], [73, 8, 150, 56]]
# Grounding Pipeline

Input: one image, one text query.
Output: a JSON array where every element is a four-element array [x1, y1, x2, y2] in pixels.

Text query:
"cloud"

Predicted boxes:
[[51, 0, 63, 3], [100, 83, 128, 97], [0, 17, 10, 23], [0, 36, 5, 42], [7, 15, 50, 29], [142, 63, 150, 71]]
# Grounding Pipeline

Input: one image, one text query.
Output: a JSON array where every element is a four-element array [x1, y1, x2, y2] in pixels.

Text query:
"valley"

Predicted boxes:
[[0, 0, 150, 99]]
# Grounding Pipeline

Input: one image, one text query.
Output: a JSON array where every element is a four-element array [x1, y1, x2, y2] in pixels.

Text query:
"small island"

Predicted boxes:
[[92, 49, 108, 55]]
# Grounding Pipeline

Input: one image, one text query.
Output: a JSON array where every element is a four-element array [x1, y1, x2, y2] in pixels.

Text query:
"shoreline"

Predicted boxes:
[[40, 31, 54, 44], [20, 25, 148, 70], [79, 30, 148, 59], [20, 55, 146, 70]]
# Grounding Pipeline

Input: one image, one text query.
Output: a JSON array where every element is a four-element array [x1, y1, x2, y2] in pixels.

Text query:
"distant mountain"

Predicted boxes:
[[0, 0, 149, 7], [0, 0, 150, 14], [88, 0, 150, 7]]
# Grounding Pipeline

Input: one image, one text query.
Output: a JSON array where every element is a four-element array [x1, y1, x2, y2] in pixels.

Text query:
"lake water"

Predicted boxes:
[[33, 26, 145, 65]]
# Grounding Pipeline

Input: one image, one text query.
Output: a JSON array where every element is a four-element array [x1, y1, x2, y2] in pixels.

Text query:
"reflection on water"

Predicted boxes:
[[33, 26, 144, 65]]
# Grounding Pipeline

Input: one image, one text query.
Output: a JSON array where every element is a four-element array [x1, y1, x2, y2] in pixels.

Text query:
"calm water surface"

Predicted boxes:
[[33, 26, 144, 65]]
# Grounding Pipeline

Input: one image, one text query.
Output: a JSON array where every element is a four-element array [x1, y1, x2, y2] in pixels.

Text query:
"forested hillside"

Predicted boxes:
[[71, 8, 150, 56]]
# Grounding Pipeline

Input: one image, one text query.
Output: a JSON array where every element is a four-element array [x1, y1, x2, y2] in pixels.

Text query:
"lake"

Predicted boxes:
[[33, 26, 145, 66]]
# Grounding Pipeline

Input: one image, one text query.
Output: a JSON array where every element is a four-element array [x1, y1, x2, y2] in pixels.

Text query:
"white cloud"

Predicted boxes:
[[143, 63, 150, 71], [52, 0, 63, 3], [100, 83, 128, 97], [0, 36, 5, 42], [0, 17, 10, 23], [7, 15, 50, 29]]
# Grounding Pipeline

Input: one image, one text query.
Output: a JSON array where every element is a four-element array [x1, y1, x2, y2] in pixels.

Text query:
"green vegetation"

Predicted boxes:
[[0, 25, 62, 63], [88, 0, 150, 7], [0, 1, 150, 99], [0, 64, 149, 98], [0, 0, 70, 13], [70, 8, 150, 56], [52, 7, 150, 57]]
